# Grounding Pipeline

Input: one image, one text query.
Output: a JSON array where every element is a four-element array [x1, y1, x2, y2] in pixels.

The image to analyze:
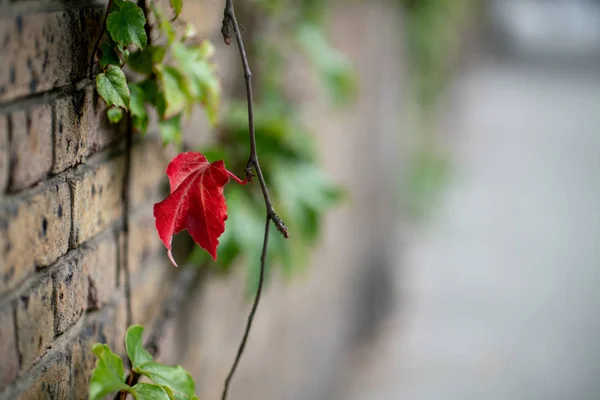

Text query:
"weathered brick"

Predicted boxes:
[[9, 104, 52, 190], [83, 232, 118, 310], [0, 8, 103, 102], [0, 304, 19, 389], [129, 207, 166, 278], [130, 138, 171, 208], [0, 182, 71, 292], [18, 350, 70, 400], [0, 115, 8, 193], [16, 276, 53, 371], [53, 255, 87, 335], [71, 325, 99, 400], [86, 85, 124, 155], [52, 92, 87, 173], [71, 158, 124, 245]]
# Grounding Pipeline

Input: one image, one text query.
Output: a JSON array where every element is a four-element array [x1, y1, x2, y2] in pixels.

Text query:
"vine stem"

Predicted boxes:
[[221, 216, 270, 400], [89, 0, 113, 79], [220, 1, 289, 399]]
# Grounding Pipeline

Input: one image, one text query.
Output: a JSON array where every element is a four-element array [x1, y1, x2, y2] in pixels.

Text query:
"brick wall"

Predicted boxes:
[[0, 1, 406, 399], [0, 1, 175, 398]]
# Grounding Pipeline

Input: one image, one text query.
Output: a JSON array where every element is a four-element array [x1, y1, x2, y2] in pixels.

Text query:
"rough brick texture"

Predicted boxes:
[[0, 182, 71, 292], [9, 104, 53, 191], [0, 115, 8, 192], [15, 276, 54, 371], [0, 8, 103, 102], [53, 254, 87, 335], [0, 304, 19, 389], [71, 158, 124, 246]]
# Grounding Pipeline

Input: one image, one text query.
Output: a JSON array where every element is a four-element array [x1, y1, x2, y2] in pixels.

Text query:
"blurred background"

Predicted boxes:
[[172, 0, 600, 399]]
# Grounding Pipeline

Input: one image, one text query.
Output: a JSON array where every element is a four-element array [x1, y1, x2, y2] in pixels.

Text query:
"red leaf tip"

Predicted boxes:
[[167, 249, 178, 267]]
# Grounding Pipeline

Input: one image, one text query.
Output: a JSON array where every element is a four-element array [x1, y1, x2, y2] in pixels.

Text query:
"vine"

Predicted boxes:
[[87, 0, 352, 399]]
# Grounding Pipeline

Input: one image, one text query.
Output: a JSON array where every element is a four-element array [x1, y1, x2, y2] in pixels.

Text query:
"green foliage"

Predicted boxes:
[[107, 1, 148, 49], [89, 325, 198, 400], [296, 23, 356, 106], [97, 65, 130, 109], [188, 1, 353, 296], [95, 0, 220, 143], [89, 344, 130, 400]]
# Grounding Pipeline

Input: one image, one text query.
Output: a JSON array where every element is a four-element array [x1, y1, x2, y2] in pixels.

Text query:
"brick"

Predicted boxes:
[[53, 255, 87, 335], [8, 104, 52, 191], [16, 276, 53, 371], [0, 182, 71, 292], [0, 8, 104, 102], [129, 207, 166, 278], [71, 158, 124, 245], [18, 350, 70, 400], [52, 91, 87, 173], [71, 325, 99, 400], [0, 305, 19, 389], [0, 115, 8, 193], [86, 85, 124, 155], [83, 232, 118, 310], [130, 138, 171, 208]]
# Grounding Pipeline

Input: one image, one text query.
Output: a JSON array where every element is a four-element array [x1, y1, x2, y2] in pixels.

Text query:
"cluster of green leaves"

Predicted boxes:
[[89, 325, 197, 400], [398, 0, 476, 219], [188, 1, 353, 296], [95, 0, 219, 143]]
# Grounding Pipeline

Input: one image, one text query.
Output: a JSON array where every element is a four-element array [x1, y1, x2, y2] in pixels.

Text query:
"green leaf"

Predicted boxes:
[[99, 42, 121, 68], [156, 65, 190, 118], [129, 83, 147, 119], [158, 114, 182, 145], [136, 362, 195, 399], [170, 0, 183, 18], [126, 324, 153, 369], [129, 83, 148, 133], [131, 383, 171, 400], [152, 3, 176, 44], [128, 45, 166, 74], [96, 65, 130, 109], [89, 343, 130, 400], [107, 106, 123, 123], [107, 1, 147, 50], [171, 42, 220, 123]]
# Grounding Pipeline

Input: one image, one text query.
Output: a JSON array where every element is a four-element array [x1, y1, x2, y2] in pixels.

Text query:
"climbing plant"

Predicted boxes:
[[87, 0, 353, 399]]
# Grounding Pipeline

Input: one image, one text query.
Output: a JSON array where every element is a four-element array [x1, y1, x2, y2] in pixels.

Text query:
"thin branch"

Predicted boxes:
[[221, 216, 270, 400], [219, 2, 289, 399], [89, 0, 113, 79], [221, 0, 289, 238]]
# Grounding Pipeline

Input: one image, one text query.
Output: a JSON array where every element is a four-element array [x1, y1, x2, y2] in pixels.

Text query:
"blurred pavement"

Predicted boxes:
[[334, 54, 600, 400]]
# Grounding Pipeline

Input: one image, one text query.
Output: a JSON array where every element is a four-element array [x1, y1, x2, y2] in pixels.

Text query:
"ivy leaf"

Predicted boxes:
[[170, 0, 183, 19], [157, 65, 190, 119], [131, 383, 171, 400], [129, 83, 148, 132], [107, 106, 124, 123], [96, 65, 130, 109], [154, 152, 245, 265], [126, 325, 153, 369], [172, 42, 220, 123], [136, 362, 195, 400], [89, 344, 130, 400], [152, 3, 176, 44], [128, 45, 166, 74], [99, 42, 121, 68], [107, 1, 148, 50], [158, 114, 182, 145]]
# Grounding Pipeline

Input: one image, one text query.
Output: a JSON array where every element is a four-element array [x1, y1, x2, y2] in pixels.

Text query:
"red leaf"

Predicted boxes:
[[153, 152, 244, 266]]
